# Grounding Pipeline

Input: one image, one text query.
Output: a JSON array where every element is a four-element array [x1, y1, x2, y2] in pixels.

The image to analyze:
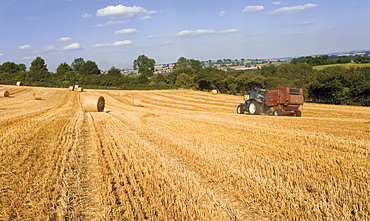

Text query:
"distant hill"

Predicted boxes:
[[130, 50, 370, 74]]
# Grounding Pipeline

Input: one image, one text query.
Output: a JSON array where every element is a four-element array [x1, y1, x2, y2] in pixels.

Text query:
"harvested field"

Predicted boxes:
[[0, 85, 369, 220]]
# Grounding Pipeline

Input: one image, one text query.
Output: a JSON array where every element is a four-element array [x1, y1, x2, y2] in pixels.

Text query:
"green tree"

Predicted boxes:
[[83, 60, 100, 75], [175, 73, 194, 89], [71, 57, 85, 72], [174, 57, 202, 72], [133, 55, 155, 77], [151, 73, 167, 84], [136, 73, 149, 84], [56, 62, 73, 75], [19, 63, 26, 72], [353, 56, 370, 64], [337, 56, 351, 64], [194, 67, 226, 91], [167, 67, 196, 84], [107, 67, 121, 76], [59, 71, 77, 87], [0, 62, 23, 74], [174, 57, 188, 68], [236, 72, 265, 93], [29, 57, 49, 83]]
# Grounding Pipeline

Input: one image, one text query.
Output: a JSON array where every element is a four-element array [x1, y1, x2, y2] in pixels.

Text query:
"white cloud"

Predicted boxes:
[[303, 21, 314, 25], [94, 40, 133, 47], [21, 56, 35, 60], [113, 40, 133, 46], [93, 20, 127, 28], [114, 28, 139, 35], [44, 45, 56, 51], [218, 11, 226, 17], [57, 37, 72, 42], [29, 45, 56, 55], [176, 29, 216, 36], [139, 15, 151, 21], [243, 5, 264, 13], [219, 29, 239, 34], [0, 53, 4, 56], [272, 1, 281, 5], [81, 13, 92, 18], [96, 4, 156, 19], [161, 41, 171, 45], [19, 45, 31, 50], [63, 43, 81, 50], [146, 35, 155, 38], [270, 3, 318, 14]]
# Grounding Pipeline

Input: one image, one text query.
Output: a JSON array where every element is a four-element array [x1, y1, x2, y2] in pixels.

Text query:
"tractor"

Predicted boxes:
[[237, 87, 304, 116]]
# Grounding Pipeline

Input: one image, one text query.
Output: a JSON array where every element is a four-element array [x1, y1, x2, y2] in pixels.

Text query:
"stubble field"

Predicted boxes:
[[0, 85, 369, 220]]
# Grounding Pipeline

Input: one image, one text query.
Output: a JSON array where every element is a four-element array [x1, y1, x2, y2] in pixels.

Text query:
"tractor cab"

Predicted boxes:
[[245, 89, 269, 102]]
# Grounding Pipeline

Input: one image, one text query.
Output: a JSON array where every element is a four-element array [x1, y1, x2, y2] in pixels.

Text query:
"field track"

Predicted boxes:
[[1, 85, 369, 220]]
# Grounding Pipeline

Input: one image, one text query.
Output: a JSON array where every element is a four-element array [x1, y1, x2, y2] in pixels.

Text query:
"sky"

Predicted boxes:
[[1, 0, 370, 72]]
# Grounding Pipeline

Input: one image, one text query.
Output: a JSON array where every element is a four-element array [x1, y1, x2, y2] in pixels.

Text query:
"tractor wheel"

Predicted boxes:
[[295, 110, 302, 117], [248, 100, 261, 115], [237, 104, 244, 114], [274, 109, 283, 116]]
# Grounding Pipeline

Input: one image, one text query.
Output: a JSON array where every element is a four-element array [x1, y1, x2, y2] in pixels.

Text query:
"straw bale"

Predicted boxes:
[[133, 98, 142, 107], [77, 87, 84, 92], [32, 93, 41, 100], [0, 90, 9, 97], [68, 86, 74, 91], [82, 95, 105, 112], [211, 89, 218, 94], [16, 81, 22, 86]]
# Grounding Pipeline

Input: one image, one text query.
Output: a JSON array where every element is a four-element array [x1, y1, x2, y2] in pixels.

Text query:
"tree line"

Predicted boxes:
[[0, 55, 369, 106]]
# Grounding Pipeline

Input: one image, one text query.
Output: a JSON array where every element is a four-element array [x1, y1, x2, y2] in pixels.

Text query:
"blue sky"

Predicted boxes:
[[1, 0, 369, 72]]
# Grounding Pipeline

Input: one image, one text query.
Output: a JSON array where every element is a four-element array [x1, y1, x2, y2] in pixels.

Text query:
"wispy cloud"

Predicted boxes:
[[243, 5, 264, 13], [27, 45, 56, 55], [270, 3, 318, 14], [280, 21, 316, 28], [272, 1, 281, 5], [81, 13, 92, 18], [21, 56, 36, 60], [176, 28, 239, 37], [114, 28, 139, 35], [219, 29, 239, 34], [94, 40, 133, 48], [63, 43, 81, 50], [303, 21, 315, 25], [0, 53, 4, 57], [93, 20, 127, 28], [96, 4, 156, 19], [176, 29, 216, 36], [57, 37, 72, 42], [139, 15, 151, 21], [19, 45, 31, 50], [218, 11, 226, 17], [43, 46, 56, 51]]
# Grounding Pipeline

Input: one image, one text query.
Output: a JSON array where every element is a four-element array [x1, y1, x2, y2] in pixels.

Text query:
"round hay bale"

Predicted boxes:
[[16, 81, 22, 86], [68, 86, 74, 91], [0, 90, 9, 97], [74, 85, 79, 89], [133, 98, 142, 107], [211, 89, 218, 94], [82, 95, 105, 112], [244, 95, 249, 100], [32, 93, 41, 100], [77, 87, 84, 92]]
